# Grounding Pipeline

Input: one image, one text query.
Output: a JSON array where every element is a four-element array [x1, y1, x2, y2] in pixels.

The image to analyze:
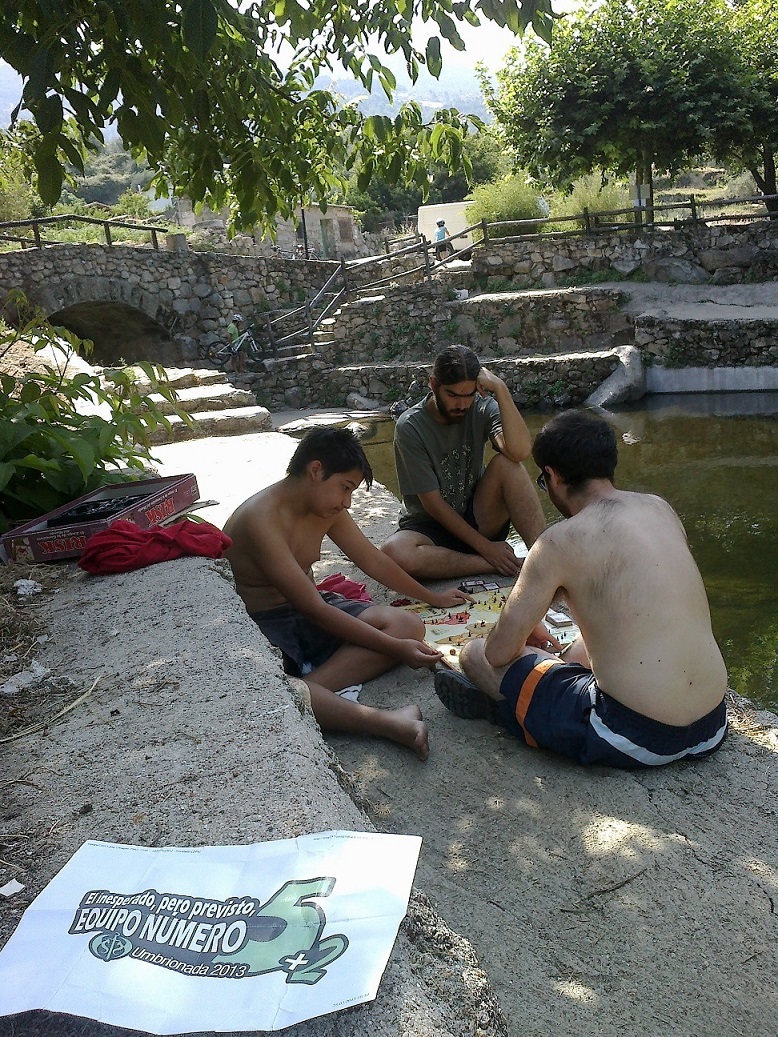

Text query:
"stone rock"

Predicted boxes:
[[346, 391, 382, 410], [611, 258, 640, 275], [640, 258, 709, 284], [711, 267, 742, 286], [699, 246, 757, 272], [552, 255, 576, 272], [751, 249, 778, 280]]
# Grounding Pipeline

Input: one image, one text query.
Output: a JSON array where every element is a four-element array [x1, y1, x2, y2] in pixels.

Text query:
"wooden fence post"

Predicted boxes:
[[481, 219, 489, 244], [422, 236, 432, 281], [689, 195, 698, 223], [103, 221, 113, 246], [583, 207, 591, 233], [32, 221, 41, 248]]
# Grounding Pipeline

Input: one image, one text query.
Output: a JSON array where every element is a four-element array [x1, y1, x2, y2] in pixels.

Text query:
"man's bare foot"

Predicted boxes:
[[385, 705, 429, 761]]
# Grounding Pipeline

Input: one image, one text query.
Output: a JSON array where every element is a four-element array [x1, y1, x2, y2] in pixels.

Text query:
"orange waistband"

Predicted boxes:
[[514, 658, 562, 748]]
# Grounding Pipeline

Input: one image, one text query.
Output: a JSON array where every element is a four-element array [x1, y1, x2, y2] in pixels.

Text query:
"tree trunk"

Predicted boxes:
[[749, 145, 777, 216], [635, 153, 654, 226]]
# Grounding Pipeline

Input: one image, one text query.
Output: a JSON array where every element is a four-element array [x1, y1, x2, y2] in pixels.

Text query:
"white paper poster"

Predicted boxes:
[[0, 830, 421, 1033]]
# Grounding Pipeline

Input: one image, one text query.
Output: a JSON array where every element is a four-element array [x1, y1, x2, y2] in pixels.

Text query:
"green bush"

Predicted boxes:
[[0, 291, 190, 533], [113, 189, 153, 220], [465, 175, 546, 238], [547, 172, 631, 231]]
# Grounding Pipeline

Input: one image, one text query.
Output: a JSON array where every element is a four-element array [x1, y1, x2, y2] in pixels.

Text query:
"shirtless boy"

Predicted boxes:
[[380, 345, 545, 581], [224, 427, 469, 760], [434, 409, 728, 768]]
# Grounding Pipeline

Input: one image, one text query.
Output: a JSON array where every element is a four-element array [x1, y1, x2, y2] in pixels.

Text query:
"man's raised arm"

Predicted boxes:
[[477, 368, 532, 462]]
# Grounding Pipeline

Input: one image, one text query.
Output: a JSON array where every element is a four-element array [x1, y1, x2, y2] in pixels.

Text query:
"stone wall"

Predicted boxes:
[[473, 220, 778, 289], [635, 316, 778, 368], [0, 243, 337, 361], [320, 284, 629, 365], [249, 351, 619, 411]]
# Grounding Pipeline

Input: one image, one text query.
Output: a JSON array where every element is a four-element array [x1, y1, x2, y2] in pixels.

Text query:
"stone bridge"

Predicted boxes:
[[0, 243, 336, 367]]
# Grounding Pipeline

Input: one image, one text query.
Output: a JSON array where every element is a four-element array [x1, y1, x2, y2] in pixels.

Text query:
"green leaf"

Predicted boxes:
[[426, 36, 443, 77], [14, 453, 62, 474], [34, 148, 64, 205], [0, 461, 19, 493], [182, 0, 219, 61], [18, 381, 42, 404]]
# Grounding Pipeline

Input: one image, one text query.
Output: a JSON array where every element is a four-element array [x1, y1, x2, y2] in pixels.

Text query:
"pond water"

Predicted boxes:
[[357, 392, 778, 712]]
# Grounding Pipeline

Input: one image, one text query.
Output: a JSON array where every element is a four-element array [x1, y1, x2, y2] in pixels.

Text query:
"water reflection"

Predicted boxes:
[[359, 393, 778, 710]]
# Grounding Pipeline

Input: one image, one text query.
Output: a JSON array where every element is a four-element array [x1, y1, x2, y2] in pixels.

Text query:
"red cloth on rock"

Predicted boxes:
[[78, 519, 232, 574]]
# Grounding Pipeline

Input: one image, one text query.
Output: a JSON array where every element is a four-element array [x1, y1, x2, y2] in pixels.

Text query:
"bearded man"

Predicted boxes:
[[380, 345, 545, 579]]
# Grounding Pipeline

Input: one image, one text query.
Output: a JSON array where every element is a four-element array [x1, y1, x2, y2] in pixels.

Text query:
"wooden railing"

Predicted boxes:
[[0, 213, 170, 250], [480, 192, 778, 242]]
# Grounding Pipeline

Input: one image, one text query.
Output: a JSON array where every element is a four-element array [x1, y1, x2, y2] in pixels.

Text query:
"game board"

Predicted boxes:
[[393, 580, 580, 672]]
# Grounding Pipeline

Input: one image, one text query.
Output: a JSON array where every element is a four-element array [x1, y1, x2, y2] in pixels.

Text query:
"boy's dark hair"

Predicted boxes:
[[532, 410, 617, 490], [287, 427, 373, 489], [433, 344, 481, 385]]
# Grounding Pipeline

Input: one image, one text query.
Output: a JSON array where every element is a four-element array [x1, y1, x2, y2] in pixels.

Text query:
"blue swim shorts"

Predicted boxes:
[[250, 592, 371, 677], [497, 655, 728, 768]]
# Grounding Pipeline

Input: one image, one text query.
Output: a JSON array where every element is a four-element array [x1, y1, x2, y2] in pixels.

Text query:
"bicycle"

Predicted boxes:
[[270, 242, 321, 261], [205, 326, 265, 371]]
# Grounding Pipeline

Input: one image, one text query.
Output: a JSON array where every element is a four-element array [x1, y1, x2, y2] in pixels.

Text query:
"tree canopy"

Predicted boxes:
[[343, 130, 508, 232], [730, 0, 778, 208], [1, 0, 555, 231], [479, 0, 752, 203]]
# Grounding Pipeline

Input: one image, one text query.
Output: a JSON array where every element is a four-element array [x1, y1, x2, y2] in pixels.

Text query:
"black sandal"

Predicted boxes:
[[434, 668, 502, 725]]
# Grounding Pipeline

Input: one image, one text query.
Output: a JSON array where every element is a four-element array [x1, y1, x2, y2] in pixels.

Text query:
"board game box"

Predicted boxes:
[[0, 474, 200, 564]]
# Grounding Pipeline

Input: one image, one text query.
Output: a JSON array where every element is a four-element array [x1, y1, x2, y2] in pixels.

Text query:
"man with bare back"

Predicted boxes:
[[434, 409, 728, 768], [380, 344, 545, 580], [224, 427, 469, 760]]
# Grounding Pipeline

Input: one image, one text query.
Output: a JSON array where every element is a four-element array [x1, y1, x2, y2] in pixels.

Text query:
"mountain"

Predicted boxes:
[[319, 69, 490, 122], [0, 59, 490, 131], [0, 63, 22, 125]]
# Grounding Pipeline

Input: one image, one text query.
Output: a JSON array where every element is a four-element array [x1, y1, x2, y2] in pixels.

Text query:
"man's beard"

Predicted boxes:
[[433, 388, 468, 423]]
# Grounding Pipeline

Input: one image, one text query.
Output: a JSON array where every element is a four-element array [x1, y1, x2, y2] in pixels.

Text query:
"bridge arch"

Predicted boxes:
[[0, 243, 334, 368]]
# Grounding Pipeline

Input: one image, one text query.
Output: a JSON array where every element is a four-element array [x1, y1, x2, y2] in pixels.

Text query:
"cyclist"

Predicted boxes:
[[434, 218, 454, 261], [226, 313, 246, 373]]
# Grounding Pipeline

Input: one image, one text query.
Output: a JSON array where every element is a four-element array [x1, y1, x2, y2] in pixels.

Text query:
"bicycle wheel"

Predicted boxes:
[[207, 341, 235, 369], [243, 331, 266, 362]]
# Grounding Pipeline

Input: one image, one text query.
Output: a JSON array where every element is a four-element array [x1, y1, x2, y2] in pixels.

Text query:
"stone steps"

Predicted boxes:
[[128, 365, 226, 391], [150, 381, 257, 415], [149, 404, 272, 444], [140, 366, 271, 444]]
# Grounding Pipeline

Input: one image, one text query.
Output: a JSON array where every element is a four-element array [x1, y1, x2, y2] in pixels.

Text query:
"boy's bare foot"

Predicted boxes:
[[385, 705, 429, 761]]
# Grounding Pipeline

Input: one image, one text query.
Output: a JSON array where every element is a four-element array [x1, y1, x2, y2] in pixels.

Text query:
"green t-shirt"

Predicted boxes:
[[394, 393, 502, 522]]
